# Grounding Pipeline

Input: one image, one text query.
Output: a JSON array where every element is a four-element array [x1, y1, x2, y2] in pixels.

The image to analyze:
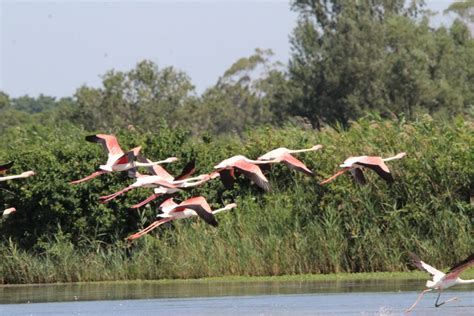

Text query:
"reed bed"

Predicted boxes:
[[0, 115, 472, 283]]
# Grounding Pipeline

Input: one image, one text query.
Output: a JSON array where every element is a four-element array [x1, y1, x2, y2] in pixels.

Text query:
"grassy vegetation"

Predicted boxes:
[[0, 115, 472, 284]]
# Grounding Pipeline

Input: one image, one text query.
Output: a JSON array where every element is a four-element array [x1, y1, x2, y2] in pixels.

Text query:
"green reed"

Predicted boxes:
[[0, 115, 472, 283]]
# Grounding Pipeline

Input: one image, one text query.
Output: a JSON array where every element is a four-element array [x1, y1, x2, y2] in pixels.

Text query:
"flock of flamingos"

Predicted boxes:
[[1, 133, 472, 312]]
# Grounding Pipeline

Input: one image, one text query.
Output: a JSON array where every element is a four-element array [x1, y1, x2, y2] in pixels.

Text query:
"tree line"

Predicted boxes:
[[1, 1, 473, 135]]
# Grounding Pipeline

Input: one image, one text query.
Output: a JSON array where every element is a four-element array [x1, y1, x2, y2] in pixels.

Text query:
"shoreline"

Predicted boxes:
[[2, 270, 473, 287]]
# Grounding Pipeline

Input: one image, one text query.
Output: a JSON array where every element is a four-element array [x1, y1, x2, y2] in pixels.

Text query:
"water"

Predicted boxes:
[[0, 280, 472, 315]]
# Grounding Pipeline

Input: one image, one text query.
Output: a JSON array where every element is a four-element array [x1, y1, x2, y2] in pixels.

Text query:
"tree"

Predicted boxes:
[[178, 49, 288, 135], [0, 92, 9, 110], [288, 0, 473, 127], [444, 0, 474, 26], [67, 60, 195, 132]]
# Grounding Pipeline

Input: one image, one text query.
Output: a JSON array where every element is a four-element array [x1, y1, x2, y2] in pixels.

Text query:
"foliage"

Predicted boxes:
[[288, 0, 474, 127], [0, 116, 472, 283], [157, 49, 288, 135], [445, 0, 474, 24], [0, 1, 473, 283]]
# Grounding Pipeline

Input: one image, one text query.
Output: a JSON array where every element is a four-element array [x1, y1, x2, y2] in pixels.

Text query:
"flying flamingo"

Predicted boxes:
[[0, 161, 35, 182], [2, 207, 16, 217], [213, 155, 282, 191], [70, 134, 178, 184], [128, 172, 220, 208], [127, 196, 237, 241], [99, 170, 215, 204], [320, 152, 406, 185], [406, 252, 474, 312], [257, 145, 322, 176]]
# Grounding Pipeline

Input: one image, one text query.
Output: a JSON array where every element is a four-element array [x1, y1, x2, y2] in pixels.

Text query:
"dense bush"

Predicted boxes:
[[0, 115, 471, 283]]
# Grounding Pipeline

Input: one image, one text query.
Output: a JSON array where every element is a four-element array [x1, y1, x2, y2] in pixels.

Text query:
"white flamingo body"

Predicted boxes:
[[214, 155, 265, 169], [257, 145, 322, 176], [214, 155, 275, 191], [2, 207, 16, 217], [257, 145, 322, 161], [406, 252, 474, 312]]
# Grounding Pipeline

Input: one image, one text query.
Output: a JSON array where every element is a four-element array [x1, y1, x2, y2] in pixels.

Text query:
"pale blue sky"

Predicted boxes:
[[1, 0, 457, 98]]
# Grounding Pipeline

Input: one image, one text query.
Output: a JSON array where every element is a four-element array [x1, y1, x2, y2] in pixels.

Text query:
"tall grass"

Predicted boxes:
[[0, 115, 472, 283]]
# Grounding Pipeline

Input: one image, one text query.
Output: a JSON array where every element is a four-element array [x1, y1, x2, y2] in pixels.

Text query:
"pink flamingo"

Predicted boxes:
[[128, 172, 219, 208], [213, 155, 281, 191], [70, 134, 177, 184], [127, 196, 237, 241], [99, 170, 215, 204], [406, 252, 474, 312], [320, 152, 406, 185], [257, 145, 322, 176]]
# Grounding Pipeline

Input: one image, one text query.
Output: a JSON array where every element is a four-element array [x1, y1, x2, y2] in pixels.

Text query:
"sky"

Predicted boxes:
[[0, 0, 459, 98]]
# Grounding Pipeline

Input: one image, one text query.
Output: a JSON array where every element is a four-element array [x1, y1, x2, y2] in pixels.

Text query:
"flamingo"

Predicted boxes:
[[257, 145, 322, 176], [319, 152, 406, 185], [70, 134, 177, 184], [405, 252, 474, 312], [128, 172, 220, 208], [99, 170, 215, 204], [127, 196, 237, 241], [213, 155, 281, 191], [2, 207, 16, 217]]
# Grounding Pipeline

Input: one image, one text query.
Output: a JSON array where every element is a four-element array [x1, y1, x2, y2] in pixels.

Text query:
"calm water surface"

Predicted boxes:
[[0, 279, 472, 315]]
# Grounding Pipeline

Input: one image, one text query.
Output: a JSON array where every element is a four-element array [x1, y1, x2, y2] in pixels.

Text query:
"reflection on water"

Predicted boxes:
[[0, 278, 471, 304], [0, 280, 472, 316], [0, 291, 473, 316]]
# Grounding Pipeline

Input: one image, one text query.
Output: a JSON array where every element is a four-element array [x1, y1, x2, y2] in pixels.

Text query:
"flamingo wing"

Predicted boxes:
[[218, 168, 235, 190], [356, 156, 390, 172], [280, 153, 314, 176], [174, 159, 196, 181], [176, 197, 218, 227], [233, 160, 271, 191], [354, 162, 394, 183], [0, 161, 14, 173], [409, 252, 445, 278], [445, 253, 474, 278], [85, 134, 124, 156], [350, 168, 367, 185], [159, 197, 178, 210]]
